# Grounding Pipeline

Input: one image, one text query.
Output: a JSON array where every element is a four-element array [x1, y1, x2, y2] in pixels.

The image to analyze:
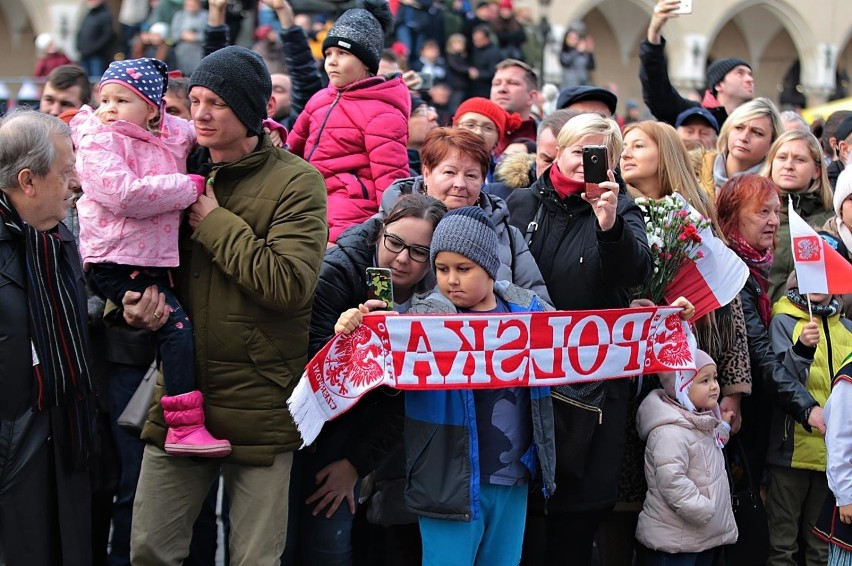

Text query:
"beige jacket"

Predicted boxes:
[[635, 390, 738, 553]]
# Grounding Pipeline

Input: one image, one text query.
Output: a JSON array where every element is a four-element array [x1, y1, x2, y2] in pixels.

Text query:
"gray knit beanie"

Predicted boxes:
[[706, 57, 751, 94], [322, 0, 393, 75], [189, 46, 271, 136], [430, 207, 500, 280]]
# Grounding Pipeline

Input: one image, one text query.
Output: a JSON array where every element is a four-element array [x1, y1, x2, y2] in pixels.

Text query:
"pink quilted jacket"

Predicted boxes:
[[288, 74, 411, 242], [71, 107, 199, 268]]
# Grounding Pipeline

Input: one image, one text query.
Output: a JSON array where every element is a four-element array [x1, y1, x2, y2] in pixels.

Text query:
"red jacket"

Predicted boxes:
[[289, 74, 410, 242]]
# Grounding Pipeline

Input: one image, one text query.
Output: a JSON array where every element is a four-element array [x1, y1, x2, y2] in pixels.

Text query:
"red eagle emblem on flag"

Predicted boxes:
[[793, 236, 821, 262]]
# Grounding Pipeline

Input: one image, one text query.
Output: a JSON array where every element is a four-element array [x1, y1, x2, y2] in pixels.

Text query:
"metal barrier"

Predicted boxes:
[[0, 77, 49, 113]]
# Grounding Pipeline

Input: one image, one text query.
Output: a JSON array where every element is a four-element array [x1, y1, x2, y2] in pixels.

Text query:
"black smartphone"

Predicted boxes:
[[416, 72, 433, 91], [366, 267, 394, 310], [583, 145, 609, 198]]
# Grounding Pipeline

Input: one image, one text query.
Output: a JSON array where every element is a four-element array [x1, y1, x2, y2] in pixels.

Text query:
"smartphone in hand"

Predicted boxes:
[[416, 72, 433, 90], [366, 267, 394, 310], [672, 0, 693, 14], [583, 145, 609, 198]]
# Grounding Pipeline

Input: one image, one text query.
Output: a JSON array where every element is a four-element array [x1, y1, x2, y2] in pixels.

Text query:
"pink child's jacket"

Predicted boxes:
[[288, 74, 411, 243], [71, 106, 199, 269]]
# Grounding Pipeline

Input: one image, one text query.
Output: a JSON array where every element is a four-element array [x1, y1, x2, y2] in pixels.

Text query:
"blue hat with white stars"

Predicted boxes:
[[100, 58, 169, 110]]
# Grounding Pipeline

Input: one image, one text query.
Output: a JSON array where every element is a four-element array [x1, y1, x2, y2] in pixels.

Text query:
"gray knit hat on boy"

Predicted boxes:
[[430, 207, 500, 280], [189, 45, 271, 136], [322, 0, 394, 75]]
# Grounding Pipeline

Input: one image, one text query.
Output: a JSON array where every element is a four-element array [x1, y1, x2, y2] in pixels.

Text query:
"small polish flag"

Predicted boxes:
[[664, 195, 750, 320], [789, 198, 852, 294]]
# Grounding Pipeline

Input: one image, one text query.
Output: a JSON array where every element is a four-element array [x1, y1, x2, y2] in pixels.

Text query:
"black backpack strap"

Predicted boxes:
[[524, 192, 546, 247]]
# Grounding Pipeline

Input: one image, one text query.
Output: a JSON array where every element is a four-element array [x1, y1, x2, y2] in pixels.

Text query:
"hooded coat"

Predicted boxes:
[[72, 107, 198, 269], [288, 74, 411, 243], [635, 390, 738, 553]]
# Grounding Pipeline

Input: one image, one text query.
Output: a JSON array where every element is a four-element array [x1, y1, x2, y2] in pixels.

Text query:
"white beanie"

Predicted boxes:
[[835, 168, 852, 217], [661, 349, 716, 412]]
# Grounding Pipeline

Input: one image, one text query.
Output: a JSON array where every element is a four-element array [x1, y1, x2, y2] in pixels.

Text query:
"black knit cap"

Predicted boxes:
[[706, 57, 751, 93], [322, 0, 394, 76], [189, 46, 271, 136]]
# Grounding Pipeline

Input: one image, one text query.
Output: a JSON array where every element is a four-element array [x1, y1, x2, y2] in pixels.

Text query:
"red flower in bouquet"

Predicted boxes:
[[634, 195, 711, 305]]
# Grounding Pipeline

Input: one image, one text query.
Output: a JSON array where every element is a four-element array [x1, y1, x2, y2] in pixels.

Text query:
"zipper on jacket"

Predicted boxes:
[[306, 90, 342, 162], [550, 390, 603, 424], [351, 172, 369, 199], [822, 316, 835, 378]]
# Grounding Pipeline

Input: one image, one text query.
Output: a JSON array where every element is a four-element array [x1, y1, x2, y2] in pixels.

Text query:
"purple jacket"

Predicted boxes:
[[288, 74, 410, 243], [72, 107, 198, 268]]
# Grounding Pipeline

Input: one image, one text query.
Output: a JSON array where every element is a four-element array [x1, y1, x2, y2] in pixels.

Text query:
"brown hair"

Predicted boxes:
[[622, 120, 716, 223], [760, 129, 834, 211], [45, 64, 92, 105], [821, 110, 852, 157], [383, 193, 447, 234], [495, 58, 539, 90], [538, 108, 579, 140], [420, 127, 491, 179]]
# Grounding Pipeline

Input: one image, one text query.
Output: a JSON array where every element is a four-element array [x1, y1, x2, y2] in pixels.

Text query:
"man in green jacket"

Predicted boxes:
[[125, 46, 328, 565]]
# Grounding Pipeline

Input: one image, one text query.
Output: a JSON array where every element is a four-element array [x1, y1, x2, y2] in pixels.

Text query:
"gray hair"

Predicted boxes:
[[538, 108, 579, 140], [0, 108, 71, 190], [780, 110, 809, 132]]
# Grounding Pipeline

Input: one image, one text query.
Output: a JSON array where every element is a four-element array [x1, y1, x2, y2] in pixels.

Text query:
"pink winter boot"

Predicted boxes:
[[161, 391, 231, 457]]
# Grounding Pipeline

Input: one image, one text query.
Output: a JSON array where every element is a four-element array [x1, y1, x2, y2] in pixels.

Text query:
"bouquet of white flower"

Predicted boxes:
[[634, 194, 711, 305]]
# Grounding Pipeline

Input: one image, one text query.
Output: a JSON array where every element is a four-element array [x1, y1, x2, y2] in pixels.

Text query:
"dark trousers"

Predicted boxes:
[[108, 364, 147, 566], [90, 264, 195, 396], [522, 509, 608, 566], [597, 509, 641, 566], [283, 443, 362, 565], [107, 362, 228, 566], [79, 55, 107, 79], [643, 547, 716, 566]]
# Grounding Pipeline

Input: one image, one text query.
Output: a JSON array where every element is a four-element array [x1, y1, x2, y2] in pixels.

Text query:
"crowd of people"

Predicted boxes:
[[5, 0, 852, 565]]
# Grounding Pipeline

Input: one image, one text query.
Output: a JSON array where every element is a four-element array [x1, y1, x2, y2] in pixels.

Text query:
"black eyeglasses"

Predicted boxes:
[[383, 233, 430, 263]]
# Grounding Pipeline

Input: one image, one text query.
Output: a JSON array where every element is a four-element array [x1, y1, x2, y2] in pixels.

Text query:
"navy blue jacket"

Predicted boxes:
[[403, 282, 557, 521]]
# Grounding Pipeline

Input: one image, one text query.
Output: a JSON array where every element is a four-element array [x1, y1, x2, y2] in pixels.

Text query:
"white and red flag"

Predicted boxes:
[[788, 198, 852, 294], [663, 195, 750, 320]]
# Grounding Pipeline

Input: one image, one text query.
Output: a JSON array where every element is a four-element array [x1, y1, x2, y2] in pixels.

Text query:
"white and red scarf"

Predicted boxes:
[[288, 306, 696, 446]]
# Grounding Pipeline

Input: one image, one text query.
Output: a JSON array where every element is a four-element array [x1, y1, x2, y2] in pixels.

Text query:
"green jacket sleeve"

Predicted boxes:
[[192, 166, 328, 313]]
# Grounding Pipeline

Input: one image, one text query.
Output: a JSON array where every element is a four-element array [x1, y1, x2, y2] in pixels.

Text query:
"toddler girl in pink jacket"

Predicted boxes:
[[72, 58, 230, 458], [635, 350, 737, 565], [287, 0, 410, 243]]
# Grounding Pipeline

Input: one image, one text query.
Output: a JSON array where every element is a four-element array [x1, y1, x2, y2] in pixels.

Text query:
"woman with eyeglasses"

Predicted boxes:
[[381, 127, 551, 304], [289, 193, 447, 565]]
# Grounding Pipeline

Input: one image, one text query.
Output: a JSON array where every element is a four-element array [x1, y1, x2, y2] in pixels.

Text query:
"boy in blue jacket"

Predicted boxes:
[[335, 206, 556, 565]]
